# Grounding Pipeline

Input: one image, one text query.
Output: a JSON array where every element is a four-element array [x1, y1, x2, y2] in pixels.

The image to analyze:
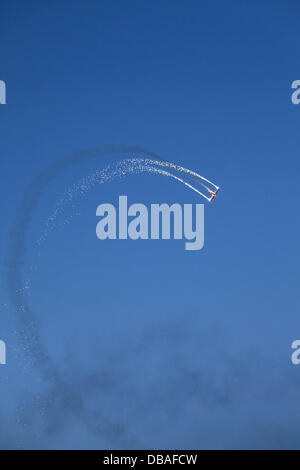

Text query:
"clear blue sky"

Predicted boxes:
[[1, 0, 300, 449]]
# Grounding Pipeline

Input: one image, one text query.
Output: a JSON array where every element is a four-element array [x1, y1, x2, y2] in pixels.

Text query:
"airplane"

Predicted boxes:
[[207, 187, 219, 201], [184, 171, 220, 202]]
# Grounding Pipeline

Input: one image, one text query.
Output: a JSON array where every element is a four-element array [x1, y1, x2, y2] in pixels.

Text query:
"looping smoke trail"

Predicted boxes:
[[5, 145, 216, 444]]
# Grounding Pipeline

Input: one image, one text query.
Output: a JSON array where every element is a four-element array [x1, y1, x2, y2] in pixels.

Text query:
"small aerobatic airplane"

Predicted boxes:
[[170, 162, 220, 202], [207, 187, 219, 201], [192, 177, 220, 201]]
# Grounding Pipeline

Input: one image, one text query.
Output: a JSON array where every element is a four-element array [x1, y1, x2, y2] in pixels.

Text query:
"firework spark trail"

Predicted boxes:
[[5, 146, 218, 443]]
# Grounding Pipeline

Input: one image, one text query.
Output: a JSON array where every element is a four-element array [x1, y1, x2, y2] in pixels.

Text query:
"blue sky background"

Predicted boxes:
[[1, 0, 300, 449]]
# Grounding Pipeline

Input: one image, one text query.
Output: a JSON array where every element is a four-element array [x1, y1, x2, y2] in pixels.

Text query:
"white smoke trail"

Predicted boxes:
[[36, 157, 217, 247]]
